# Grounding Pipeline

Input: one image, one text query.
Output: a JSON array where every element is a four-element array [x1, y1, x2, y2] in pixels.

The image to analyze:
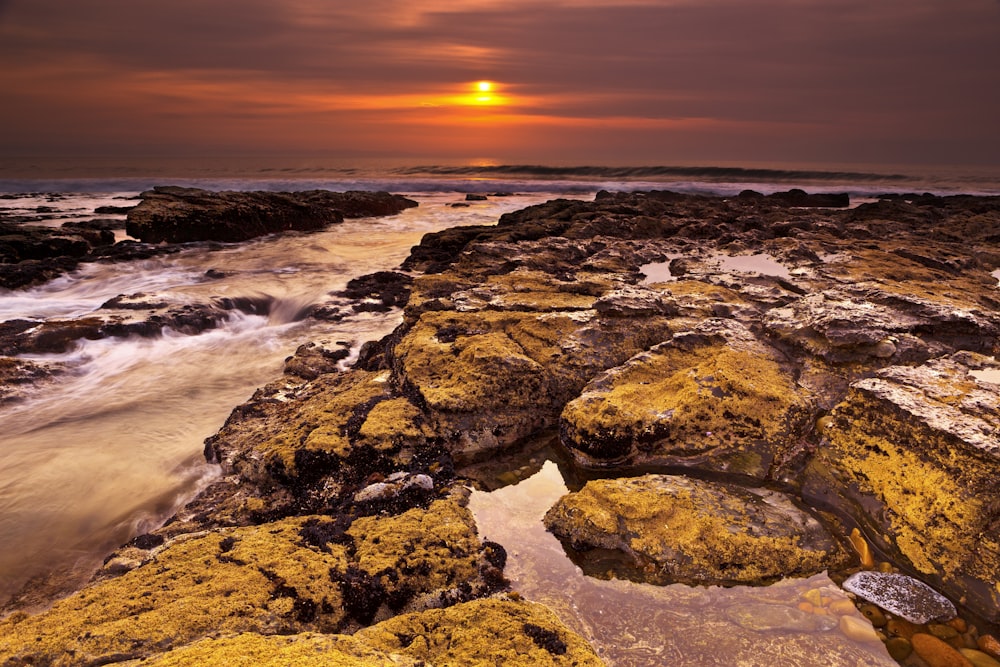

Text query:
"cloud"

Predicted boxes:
[[1, 0, 998, 165]]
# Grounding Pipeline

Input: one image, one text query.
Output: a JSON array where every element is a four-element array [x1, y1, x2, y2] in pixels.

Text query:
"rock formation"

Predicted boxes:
[[3, 190, 1000, 665], [125, 186, 418, 243]]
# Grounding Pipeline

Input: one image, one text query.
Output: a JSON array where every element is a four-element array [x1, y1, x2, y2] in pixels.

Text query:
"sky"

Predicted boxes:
[[1, 0, 999, 171]]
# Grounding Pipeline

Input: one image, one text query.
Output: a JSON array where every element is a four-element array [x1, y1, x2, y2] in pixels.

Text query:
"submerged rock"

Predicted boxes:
[[842, 571, 957, 624], [544, 474, 850, 586]]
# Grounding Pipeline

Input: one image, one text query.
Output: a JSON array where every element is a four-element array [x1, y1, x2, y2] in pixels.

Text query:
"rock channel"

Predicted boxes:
[[2, 190, 1000, 665]]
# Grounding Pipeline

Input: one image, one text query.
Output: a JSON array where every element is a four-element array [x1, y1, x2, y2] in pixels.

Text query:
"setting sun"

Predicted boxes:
[[468, 80, 504, 106]]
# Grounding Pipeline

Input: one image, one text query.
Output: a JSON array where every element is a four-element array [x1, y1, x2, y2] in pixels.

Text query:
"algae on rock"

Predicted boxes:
[[560, 319, 813, 479], [0, 498, 504, 666], [544, 474, 850, 586], [803, 352, 1000, 622]]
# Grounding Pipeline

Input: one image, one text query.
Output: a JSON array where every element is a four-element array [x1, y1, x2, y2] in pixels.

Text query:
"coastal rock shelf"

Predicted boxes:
[[3, 190, 1000, 665], [126, 186, 419, 243]]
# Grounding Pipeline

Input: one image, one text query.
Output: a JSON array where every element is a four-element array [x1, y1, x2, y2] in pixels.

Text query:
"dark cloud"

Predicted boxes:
[[1, 0, 998, 166]]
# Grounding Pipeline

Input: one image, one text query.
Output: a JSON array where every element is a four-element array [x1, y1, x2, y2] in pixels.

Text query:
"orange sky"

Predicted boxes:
[[1, 0, 999, 170]]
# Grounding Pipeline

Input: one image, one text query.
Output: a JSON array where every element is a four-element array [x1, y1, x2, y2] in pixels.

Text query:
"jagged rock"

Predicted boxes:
[[560, 319, 814, 479], [765, 285, 999, 365], [390, 308, 672, 462], [0, 356, 61, 404], [335, 270, 414, 312], [126, 186, 418, 243], [803, 352, 1000, 622], [544, 474, 849, 586], [282, 340, 350, 380]]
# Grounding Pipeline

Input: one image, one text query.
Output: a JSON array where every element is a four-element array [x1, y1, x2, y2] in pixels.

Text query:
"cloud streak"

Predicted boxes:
[[1, 0, 998, 166]]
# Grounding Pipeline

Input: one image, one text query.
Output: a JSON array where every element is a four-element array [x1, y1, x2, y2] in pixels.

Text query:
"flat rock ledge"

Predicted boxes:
[[544, 474, 851, 586], [126, 186, 418, 243]]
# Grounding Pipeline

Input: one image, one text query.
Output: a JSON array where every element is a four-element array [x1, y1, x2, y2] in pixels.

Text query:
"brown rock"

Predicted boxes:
[[911, 632, 974, 667]]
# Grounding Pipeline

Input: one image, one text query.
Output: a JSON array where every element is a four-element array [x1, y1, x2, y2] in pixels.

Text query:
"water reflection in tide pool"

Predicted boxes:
[[468, 461, 897, 666]]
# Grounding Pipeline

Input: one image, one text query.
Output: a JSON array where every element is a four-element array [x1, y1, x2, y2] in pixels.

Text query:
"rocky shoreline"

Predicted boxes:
[[3, 189, 1000, 665]]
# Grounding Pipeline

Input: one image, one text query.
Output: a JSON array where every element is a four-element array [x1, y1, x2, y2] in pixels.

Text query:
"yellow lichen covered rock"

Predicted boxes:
[[135, 598, 604, 666], [126, 632, 423, 667], [0, 498, 500, 666], [0, 517, 349, 666], [391, 308, 671, 461], [804, 352, 1000, 623], [544, 474, 849, 586], [561, 319, 813, 479], [354, 597, 605, 666]]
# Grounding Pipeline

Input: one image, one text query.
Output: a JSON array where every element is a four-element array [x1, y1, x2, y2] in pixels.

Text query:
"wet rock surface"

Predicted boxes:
[[3, 190, 1000, 665], [843, 571, 958, 624], [126, 186, 418, 243], [544, 474, 850, 585]]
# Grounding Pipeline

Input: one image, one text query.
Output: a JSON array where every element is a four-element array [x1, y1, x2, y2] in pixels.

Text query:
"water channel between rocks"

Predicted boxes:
[[469, 458, 898, 666]]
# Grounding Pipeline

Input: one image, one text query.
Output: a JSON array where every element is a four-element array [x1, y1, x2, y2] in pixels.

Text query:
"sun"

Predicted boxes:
[[469, 80, 502, 105]]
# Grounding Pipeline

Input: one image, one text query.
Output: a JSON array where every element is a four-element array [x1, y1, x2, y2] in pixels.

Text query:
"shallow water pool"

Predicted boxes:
[[469, 460, 898, 666]]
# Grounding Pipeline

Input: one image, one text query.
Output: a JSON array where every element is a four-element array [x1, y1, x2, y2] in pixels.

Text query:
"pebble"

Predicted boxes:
[[839, 614, 881, 643], [848, 528, 876, 569], [887, 618, 923, 639], [911, 632, 975, 667], [979, 636, 1000, 660], [960, 649, 1000, 667], [828, 598, 858, 616], [929, 623, 961, 641], [842, 571, 957, 624], [859, 603, 887, 627], [886, 637, 914, 661]]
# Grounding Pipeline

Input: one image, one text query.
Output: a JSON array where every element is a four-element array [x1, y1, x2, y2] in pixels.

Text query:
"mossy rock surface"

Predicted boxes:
[[0, 498, 497, 666], [131, 598, 603, 666], [560, 319, 813, 479], [803, 352, 1000, 622], [391, 307, 671, 461], [544, 474, 849, 586], [126, 632, 423, 666], [354, 597, 605, 666]]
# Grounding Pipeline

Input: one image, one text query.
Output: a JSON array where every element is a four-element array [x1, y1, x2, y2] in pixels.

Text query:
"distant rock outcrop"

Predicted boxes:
[[126, 186, 418, 243]]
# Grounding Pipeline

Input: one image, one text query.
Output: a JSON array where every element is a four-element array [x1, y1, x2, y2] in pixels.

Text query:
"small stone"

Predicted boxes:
[[842, 571, 957, 624], [872, 338, 897, 358], [912, 632, 975, 667], [887, 618, 923, 639], [930, 623, 961, 640], [802, 588, 823, 607], [859, 604, 887, 627], [948, 618, 968, 634], [828, 598, 859, 616], [886, 636, 914, 661], [979, 636, 1000, 660], [839, 614, 881, 643], [960, 649, 1000, 667]]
